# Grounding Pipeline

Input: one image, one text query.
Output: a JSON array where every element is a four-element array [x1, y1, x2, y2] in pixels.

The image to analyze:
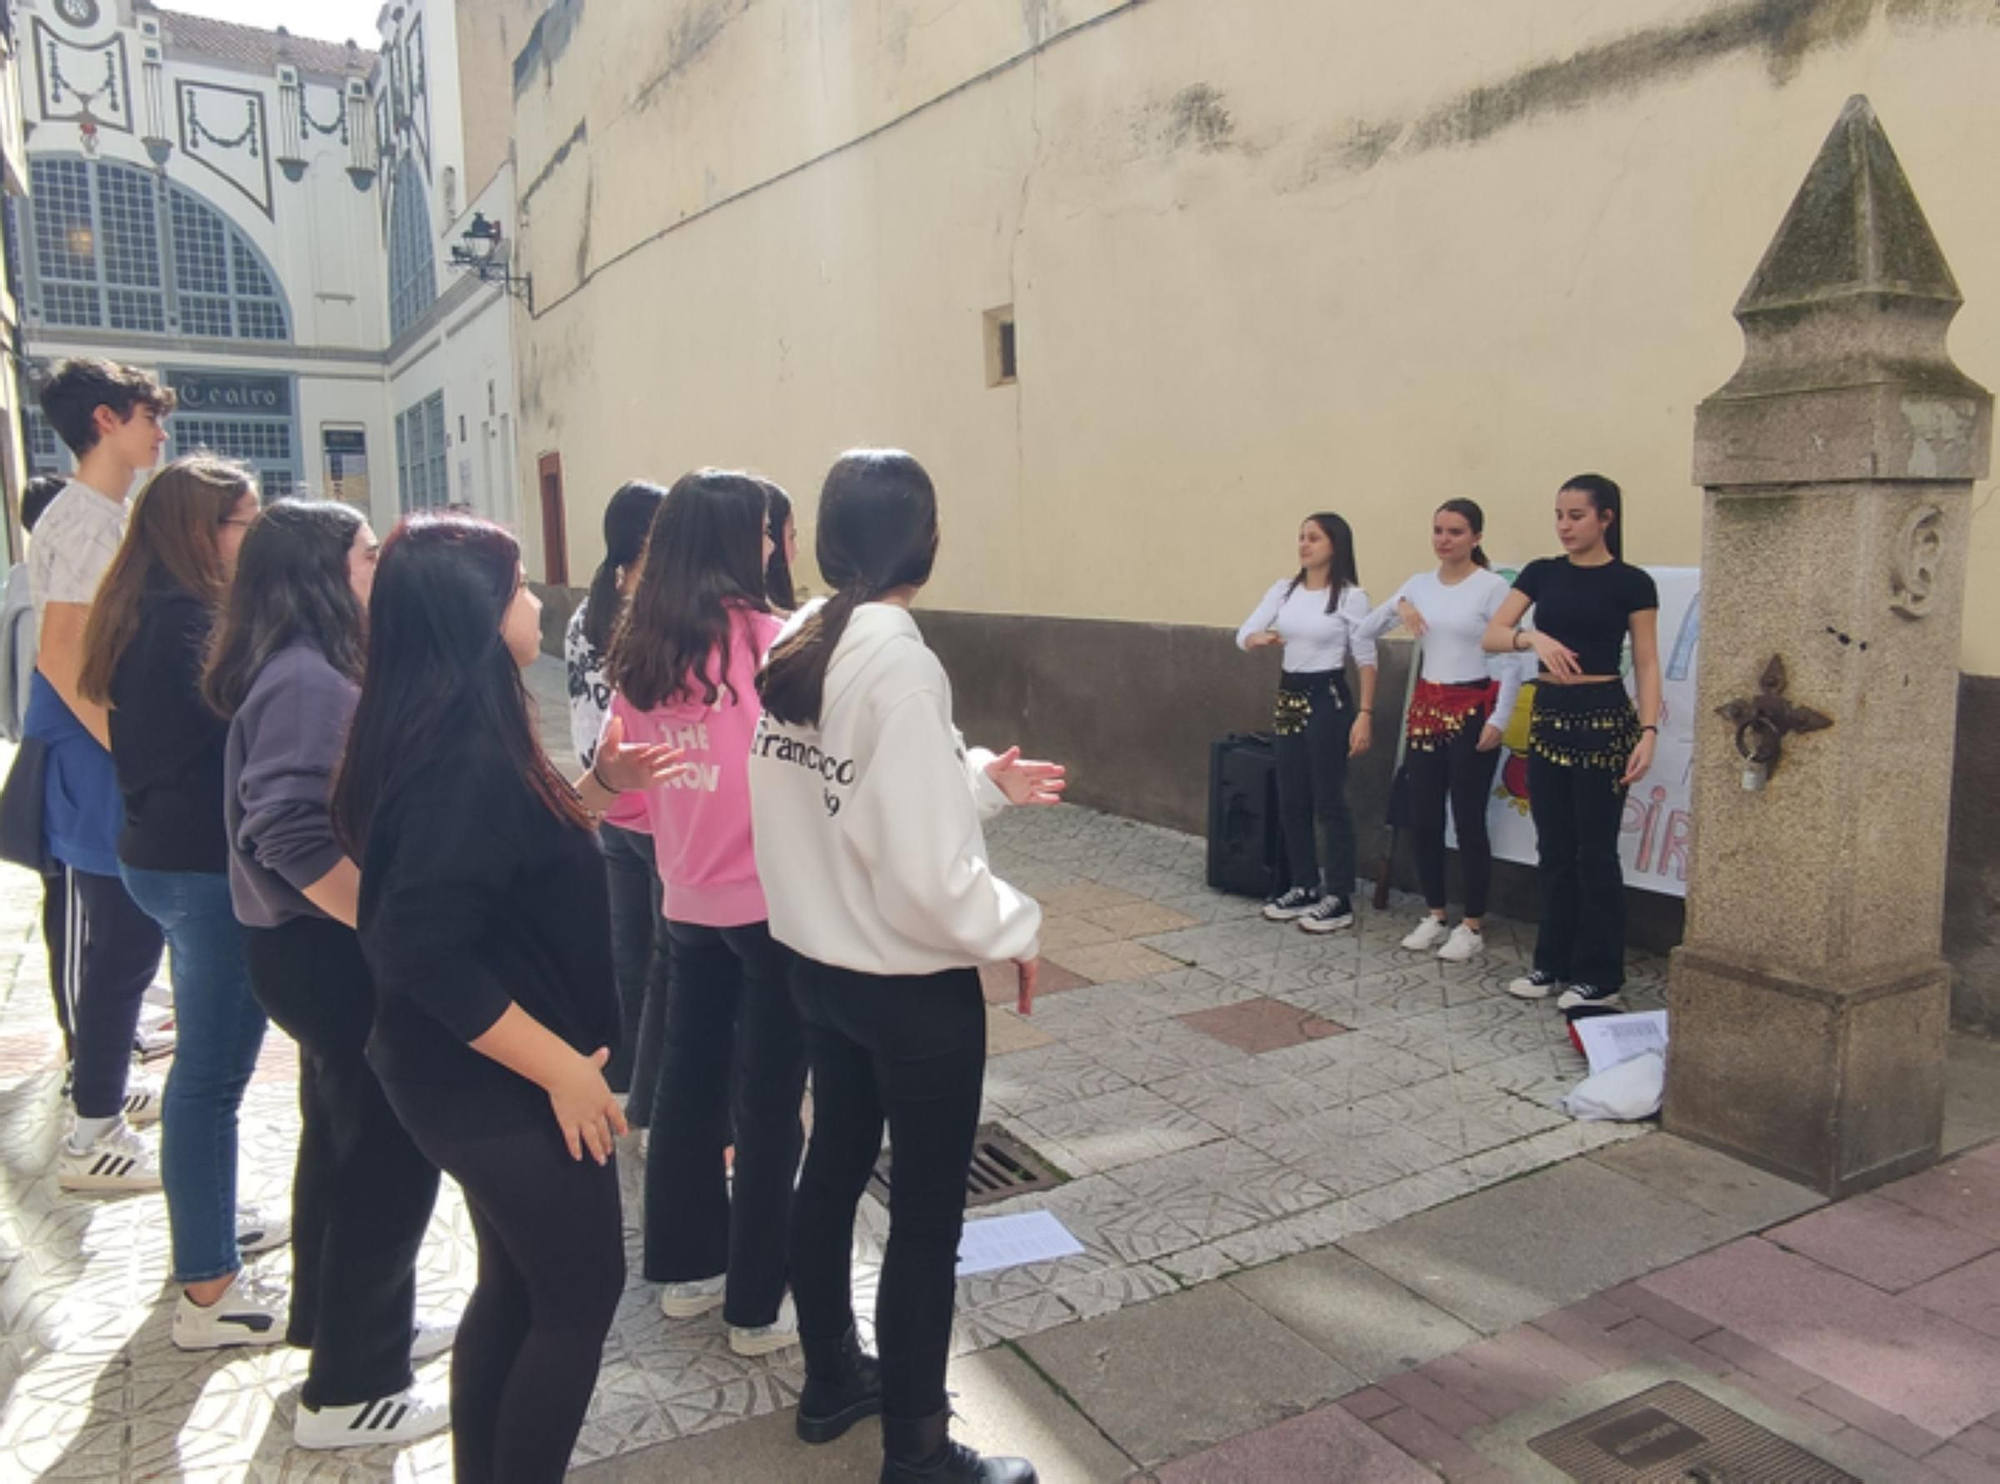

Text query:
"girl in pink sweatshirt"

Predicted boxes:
[[605, 469, 806, 1358]]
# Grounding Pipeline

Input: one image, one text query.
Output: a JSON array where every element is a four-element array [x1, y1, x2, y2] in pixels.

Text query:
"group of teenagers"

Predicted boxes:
[[9, 356, 1064, 1483], [1235, 480, 1662, 1012], [9, 352, 1659, 1484]]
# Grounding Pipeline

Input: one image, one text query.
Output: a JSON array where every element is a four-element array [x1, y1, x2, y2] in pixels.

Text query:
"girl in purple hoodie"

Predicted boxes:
[[607, 469, 807, 1359]]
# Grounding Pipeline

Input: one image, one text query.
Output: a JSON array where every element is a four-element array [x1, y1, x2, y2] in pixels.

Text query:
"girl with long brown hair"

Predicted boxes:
[[79, 455, 289, 1349]]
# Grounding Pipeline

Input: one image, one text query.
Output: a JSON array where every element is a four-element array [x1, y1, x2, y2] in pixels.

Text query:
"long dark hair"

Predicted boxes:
[[332, 515, 587, 853], [607, 470, 769, 710], [761, 480, 796, 610], [79, 456, 252, 704], [1561, 473, 1624, 561], [204, 499, 368, 717], [759, 450, 938, 727], [582, 480, 667, 653], [1285, 511, 1359, 613], [1436, 498, 1491, 569]]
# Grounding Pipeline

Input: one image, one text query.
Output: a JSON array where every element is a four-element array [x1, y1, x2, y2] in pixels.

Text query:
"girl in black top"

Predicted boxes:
[[332, 515, 676, 1484], [1484, 474, 1661, 1011], [79, 455, 289, 1350]]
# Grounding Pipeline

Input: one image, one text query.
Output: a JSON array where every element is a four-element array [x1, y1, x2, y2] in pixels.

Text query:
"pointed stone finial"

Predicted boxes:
[[1735, 96, 1958, 317], [1696, 96, 1989, 488]]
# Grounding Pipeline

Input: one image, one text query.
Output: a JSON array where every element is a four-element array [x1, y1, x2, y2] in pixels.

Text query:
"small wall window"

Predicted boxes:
[[984, 305, 1016, 387]]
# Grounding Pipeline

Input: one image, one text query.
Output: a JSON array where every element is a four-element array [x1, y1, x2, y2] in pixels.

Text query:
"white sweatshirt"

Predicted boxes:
[[1356, 568, 1531, 726], [748, 600, 1041, 976], [1236, 579, 1377, 673]]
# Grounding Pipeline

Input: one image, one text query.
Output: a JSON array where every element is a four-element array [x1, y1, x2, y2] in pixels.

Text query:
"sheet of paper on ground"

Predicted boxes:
[[1575, 1010, 1668, 1076], [955, 1210, 1084, 1277]]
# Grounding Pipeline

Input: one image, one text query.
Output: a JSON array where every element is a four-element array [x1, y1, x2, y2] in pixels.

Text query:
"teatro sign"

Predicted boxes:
[[167, 370, 292, 415]]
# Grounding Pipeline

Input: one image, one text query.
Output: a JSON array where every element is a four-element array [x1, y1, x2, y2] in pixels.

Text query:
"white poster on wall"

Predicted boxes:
[[1458, 565, 1699, 899]]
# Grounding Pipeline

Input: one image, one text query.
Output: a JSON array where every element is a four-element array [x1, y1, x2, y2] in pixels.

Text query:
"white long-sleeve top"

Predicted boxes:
[[748, 600, 1041, 976], [1235, 579, 1377, 673], [1356, 567, 1530, 728]]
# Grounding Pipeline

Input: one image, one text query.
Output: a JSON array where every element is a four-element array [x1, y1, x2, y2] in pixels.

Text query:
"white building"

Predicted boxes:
[[8, 0, 532, 533]]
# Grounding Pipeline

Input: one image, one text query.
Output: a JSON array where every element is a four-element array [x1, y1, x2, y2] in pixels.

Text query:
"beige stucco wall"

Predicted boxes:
[[509, 0, 2000, 674], [453, 0, 545, 201]]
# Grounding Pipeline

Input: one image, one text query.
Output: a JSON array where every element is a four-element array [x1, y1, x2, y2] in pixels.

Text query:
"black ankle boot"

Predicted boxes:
[[880, 1410, 1038, 1484], [797, 1326, 883, 1445]]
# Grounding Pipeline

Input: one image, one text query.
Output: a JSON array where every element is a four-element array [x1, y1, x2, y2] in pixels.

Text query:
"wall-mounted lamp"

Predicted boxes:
[[448, 212, 532, 311]]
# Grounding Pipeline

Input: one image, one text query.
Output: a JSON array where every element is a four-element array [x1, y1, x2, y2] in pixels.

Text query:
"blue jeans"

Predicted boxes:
[[121, 866, 267, 1283]]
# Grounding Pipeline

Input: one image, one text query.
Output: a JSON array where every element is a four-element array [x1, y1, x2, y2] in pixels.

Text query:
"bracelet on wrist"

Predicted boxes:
[[1640, 724, 1659, 734], [589, 759, 618, 794]]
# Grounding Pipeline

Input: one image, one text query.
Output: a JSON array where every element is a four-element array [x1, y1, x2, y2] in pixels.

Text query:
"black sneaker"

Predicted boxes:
[[1557, 982, 1624, 1011], [1506, 970, 1562, 1001], [1298, 895, 1355, 934], [1262, 887, 1318, 922]]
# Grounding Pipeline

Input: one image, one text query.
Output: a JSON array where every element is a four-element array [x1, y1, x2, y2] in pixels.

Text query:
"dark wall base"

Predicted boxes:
[[1947, 673, 2000, 1034], [916, 608, 1687, 955]]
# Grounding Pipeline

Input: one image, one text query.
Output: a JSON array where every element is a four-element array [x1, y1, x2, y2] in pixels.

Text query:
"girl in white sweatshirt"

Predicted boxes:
[[750, 450, 1062, 1484]]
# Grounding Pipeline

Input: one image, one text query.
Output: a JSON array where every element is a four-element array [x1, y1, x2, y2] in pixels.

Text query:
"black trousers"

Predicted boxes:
[[244, 916, 441, 1408], [1273, 670, 1357, 898], [789, 959, 985, 1423], [66, 865, 164, 1119], [597, 821, 668, 1110], [1407, 717, 1503, 919], [1527, 752, 1629, 991], [384, 1081, 625, 1484], [641, 918, 806, 1328]]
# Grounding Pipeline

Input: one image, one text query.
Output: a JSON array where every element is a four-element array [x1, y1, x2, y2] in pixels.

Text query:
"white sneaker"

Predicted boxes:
[[729, 1297, 799, 1358], [171, 1272, 288, 1350], [1437, 924, 1485, 963], [134, 1009, 176, 1062], [121, 1077, 163, 1127], [236, 1206, 292, 1256], [294, 1388, 450, 1450], [658, 1274, 726, 1319], [411, 1321, 457, 1362], [1401, 917, 1450, 952], [1506, 970, 1562, 1000], [58, 1123, 161, 1192]]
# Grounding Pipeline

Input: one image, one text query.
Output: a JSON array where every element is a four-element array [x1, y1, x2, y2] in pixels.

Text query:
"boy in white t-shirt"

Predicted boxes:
[[25, 358, 174, 1191]]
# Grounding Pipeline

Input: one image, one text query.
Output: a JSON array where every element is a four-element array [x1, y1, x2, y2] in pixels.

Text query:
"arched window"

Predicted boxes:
[[387, 155, 437, 338], [21, 156, 290, 341]]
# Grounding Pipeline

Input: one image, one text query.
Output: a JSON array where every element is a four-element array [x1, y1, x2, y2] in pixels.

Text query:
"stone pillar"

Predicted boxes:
[[1664, 97, 1991, 1199]]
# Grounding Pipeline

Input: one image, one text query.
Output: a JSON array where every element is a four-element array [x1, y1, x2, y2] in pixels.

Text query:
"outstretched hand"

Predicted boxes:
[[986, 747, 1067, 806], [594, 714, 689, 792]]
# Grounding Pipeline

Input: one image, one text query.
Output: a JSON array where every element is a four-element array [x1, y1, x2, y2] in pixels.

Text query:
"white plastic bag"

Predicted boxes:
[[1563, 1050, 1665, 1122]]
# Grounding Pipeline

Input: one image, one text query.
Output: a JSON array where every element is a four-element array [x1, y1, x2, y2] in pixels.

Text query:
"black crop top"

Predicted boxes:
[[1513, 558, 1659, 676]]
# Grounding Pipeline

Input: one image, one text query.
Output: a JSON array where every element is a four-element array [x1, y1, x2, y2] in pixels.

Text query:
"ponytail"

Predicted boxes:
[[1471, 544, 1491, 569], [760, 587, 866, 727], [582, 480, 667, 652], [756, 449, 939, 728]]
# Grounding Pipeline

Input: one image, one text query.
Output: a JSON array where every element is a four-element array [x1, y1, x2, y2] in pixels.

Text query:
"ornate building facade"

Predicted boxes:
[[7, 0, 535, 529]]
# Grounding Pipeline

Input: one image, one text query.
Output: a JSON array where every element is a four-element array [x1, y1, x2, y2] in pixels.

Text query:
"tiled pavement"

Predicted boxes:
[[1, 665, 1994, 1480]]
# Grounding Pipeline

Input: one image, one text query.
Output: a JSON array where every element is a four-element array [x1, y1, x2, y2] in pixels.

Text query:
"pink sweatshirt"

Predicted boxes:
[[609, 607, 783, 928]]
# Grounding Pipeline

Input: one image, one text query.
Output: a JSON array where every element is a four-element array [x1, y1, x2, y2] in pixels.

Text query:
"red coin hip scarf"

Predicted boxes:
[[1404, 678, 1498, 752]]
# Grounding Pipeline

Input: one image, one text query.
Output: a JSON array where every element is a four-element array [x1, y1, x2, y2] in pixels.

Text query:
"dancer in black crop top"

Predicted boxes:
[[1483, 475, 1661, 1014]]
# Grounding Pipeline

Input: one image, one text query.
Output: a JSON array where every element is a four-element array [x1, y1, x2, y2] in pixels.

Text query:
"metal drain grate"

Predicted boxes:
[[1528, 1381, 1859, 1482], [867, 1124, 1064, 1210]]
